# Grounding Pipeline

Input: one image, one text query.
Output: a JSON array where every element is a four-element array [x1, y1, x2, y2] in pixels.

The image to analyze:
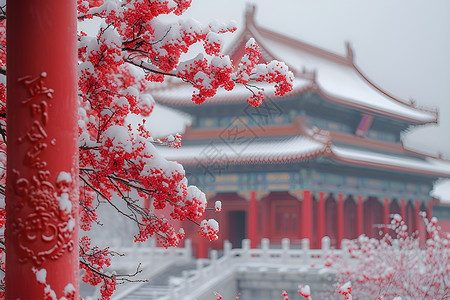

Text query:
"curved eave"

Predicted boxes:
[[329, 149, 450, 178], [178, 148, 325, 166], [315, 85, 436, 125], [351, 63, 438, 124], [159, 135, 327, 166], [241, 18, 438, 125], [152, 8, 438, 124]]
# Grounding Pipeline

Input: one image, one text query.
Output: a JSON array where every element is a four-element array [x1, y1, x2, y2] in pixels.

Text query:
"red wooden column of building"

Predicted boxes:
[[414, 200, 421, 229], [383, 197, 390, 234], [415, 200, 426, 243], [6, 0, 79, 298], [248, 191, 258, 248], [400, 198, 407, 220], [317, 191, 325, 247], [427, 200, 433, 219], [337, 193, 344, 247], [302, 190, 312, 242], [426, 199, 434, 239], [356, 195, 364, 236]]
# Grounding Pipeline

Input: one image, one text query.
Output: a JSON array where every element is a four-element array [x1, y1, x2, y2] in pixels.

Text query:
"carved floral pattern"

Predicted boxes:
[[10, 73, 75, 266], [12, 170, 75, 266]]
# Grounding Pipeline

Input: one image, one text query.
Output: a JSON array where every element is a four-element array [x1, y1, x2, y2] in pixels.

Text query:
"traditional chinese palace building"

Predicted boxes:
[[153, 6, 450, 257]]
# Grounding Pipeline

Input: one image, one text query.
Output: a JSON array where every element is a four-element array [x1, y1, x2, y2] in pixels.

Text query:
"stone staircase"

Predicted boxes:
[[115, 237, 346, 300], [121, 262, 197, 300]]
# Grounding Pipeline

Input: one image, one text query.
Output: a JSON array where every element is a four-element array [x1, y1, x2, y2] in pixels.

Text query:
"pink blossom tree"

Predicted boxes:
[[0, 0, 293, 298], [329, 214, 449, 299], [220, 214, 448, 300]]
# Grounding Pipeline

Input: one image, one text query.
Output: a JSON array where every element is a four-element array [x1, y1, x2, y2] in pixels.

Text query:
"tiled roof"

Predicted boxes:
[[257, 34, 436, 123], [158, 135, 326, 165], [150, 12, 437, 124], [158, 134, 450, 178], [330, 145, 450, 177], [151, 78, 312, 106]]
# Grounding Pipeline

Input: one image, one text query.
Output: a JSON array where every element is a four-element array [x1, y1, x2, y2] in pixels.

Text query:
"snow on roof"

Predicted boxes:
[[150, 12, 437, 124], [158, 135, 326, 165], [432, 179, 450, 203], [158, 132, 450, 177], [247, 25, 437, 124], [331, 145, 450, 177], [151, 77, 311, 106]]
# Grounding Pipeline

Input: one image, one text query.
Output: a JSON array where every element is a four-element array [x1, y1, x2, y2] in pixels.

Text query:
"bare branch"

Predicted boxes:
[[79, 174, 143, 224]]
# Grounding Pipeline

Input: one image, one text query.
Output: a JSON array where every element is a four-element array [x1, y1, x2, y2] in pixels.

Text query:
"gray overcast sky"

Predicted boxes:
[[180, 0, 450, 158]]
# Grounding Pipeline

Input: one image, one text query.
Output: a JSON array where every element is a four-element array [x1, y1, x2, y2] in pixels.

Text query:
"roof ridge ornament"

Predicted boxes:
[[323, 141, 333, 157], [300, 67, 317, 83], [245, 4, 257, 27], [345, 41, 354, 64]]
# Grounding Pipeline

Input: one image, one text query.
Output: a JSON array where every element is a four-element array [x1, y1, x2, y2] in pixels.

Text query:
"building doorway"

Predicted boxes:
[[228, 211, 247, 248]]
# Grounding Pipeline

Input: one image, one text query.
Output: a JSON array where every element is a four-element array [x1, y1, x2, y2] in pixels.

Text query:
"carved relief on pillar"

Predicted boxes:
[[12, 169, 76, 266], [9, 73, 77, 266]]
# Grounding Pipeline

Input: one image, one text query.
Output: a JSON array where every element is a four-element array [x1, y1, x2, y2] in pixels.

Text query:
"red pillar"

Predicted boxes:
[[415, 199, 421, 232], [262, 196, 271, 238], [302, 190, 312, 241], [248, 191, 258, 248], [427, 200, 433, 219], [426, 200, 434, 240], [337, 193, 344, 248], [356, 195, 364, 237], [383, 197, 390, 234], [317, 191, 325, 247], [415, 200, 426, 244], [6, 1, 78, 298], [400, 198, 407, 221]]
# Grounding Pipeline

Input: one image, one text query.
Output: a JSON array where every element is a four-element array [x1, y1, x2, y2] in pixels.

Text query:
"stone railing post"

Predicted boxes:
[[185, 239, 192, 259], [196, 258, 205, 281], [242, 239, 251, 261], [301, 238, 310, 250], [261, 238, 270, 260], [341, 239, 350, 260], [301, 238, 310, 264], [210, 250, 218, 273], [223, 240, 232, 257], [281, 238, 290, 263], [322, 236, 330, 251]]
